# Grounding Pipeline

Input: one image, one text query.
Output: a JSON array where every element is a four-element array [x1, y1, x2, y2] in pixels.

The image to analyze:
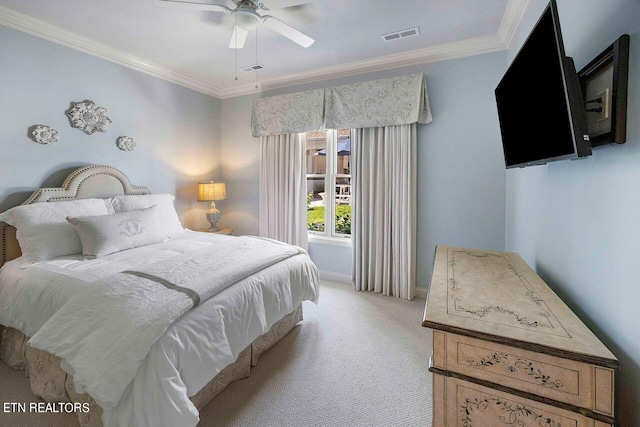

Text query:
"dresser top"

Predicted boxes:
[[423, 246, 617, 368]]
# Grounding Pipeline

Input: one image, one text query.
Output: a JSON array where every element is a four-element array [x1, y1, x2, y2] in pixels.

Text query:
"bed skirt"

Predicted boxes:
[[0, 304, 303, 427]]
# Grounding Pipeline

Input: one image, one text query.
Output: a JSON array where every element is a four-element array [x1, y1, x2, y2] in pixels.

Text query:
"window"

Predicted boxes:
[[306, 129, 351, 238]]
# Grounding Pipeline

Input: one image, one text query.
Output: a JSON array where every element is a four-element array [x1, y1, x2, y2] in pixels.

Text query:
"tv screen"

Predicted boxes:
[[495, 0, 591, 168]]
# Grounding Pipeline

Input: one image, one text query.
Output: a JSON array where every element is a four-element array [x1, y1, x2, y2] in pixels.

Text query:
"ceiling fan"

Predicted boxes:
[[156, 0, 315, 49]]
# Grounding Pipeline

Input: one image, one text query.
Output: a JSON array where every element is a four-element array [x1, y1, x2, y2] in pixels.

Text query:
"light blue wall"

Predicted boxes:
[[505, 1, 640, 424], [219, 94, 260, 236], [0, 25, 222, 230], [221, 52, 508, 288]]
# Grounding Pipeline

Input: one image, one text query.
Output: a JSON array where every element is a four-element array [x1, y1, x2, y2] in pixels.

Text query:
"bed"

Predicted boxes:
[[0, 165, 320, 427]]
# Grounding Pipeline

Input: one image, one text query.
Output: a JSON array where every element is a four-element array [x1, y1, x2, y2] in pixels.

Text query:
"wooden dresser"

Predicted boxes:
[[422, 246, 618, 427]]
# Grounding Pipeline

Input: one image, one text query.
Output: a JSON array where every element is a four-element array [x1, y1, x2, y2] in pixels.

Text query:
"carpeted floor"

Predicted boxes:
[[0, 280, 433, 427]]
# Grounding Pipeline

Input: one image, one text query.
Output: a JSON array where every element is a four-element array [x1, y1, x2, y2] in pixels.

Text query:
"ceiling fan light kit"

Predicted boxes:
[[231, 8, 261, 31], [157, 0, 315, 49]]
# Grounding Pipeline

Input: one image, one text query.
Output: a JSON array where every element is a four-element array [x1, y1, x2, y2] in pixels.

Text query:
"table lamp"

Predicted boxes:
[[198, 181, 227, 232]]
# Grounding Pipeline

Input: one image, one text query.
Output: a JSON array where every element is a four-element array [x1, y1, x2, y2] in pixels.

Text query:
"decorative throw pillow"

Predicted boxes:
[[67, 205, 168, 258], [0, 199, 111, 266], [107, 194, 184, 236]]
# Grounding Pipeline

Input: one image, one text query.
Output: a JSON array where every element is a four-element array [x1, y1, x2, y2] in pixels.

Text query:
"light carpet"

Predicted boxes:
[[0, 280, 433, 426]]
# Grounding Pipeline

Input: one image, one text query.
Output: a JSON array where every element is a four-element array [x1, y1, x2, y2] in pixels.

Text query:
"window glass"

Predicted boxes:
[[334, 130, 351, 237], [306, 131, 327, 233], [306, 130, 351, 238]]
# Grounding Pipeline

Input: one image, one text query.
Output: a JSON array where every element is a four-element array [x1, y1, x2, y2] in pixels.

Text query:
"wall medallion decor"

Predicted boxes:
[[116, 136, 136, 152], [30, 125, 59, 145], [66, 100, 112, 135]]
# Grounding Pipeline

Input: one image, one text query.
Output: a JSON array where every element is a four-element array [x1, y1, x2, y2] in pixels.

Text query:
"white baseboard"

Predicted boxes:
[[415, 288, 427, 299], [318, 270, 352, 284], [319, 270, 428, 299]]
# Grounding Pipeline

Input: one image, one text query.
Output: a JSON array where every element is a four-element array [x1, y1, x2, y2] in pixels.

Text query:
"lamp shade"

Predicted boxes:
[[198, 182, 227, 201]]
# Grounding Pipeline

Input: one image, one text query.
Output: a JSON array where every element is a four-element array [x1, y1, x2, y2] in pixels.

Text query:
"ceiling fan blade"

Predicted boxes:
[[229, 26, 248, 49], [262, 15, 314, 47], [155, 0, 230, 13], [259, 0, 314, 11]]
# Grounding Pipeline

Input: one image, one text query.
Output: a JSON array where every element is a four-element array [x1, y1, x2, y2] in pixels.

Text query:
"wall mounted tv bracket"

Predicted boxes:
[[578, 34, 630, 148]]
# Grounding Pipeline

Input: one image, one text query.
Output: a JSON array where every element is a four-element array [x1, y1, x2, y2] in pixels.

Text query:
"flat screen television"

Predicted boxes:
[[495, 0, 591, 168]]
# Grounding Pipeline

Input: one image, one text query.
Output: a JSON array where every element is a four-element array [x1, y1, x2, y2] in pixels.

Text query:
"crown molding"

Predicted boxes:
[[0, 5, 222, 97], [217, 34, 507, 98], [0, 0, 528, 100], [497, 0, 530, 48]]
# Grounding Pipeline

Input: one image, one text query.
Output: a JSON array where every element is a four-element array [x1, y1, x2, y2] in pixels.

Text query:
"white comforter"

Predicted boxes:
[[0, 231, 320, 427]]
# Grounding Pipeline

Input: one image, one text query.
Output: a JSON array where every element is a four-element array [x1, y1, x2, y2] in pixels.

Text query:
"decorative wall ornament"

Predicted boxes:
[[66, 100, 112, 135], [30, 125, 59, 145], [116, 136, 136, 152]]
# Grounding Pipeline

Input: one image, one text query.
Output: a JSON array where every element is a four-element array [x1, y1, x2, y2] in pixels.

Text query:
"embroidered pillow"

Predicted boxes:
[[0, 199, 111, 266], [67, 205, 167, 258], [107, 194, 184, 236]]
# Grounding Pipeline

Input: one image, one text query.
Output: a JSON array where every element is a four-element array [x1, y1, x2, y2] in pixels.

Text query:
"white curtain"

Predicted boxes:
[[352, 124, 417, 300], [259, 133, 308, 250]]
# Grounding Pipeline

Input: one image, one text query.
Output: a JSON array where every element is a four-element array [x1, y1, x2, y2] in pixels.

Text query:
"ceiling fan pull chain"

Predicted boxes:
[[234, 14, 239, 81], [255, 27, 259, 89]]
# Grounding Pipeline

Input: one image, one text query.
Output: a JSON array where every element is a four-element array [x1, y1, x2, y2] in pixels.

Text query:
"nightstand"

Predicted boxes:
[[197, 227, 233, 235]]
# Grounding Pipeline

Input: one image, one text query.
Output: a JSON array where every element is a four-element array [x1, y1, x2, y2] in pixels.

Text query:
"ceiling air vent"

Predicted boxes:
[[381, 27, 420, 42], [240, 64, 265, 73]]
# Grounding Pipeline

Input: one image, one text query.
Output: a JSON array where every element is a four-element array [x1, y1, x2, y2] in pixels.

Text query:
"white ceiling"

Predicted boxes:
[[0, 0, 529, 98]]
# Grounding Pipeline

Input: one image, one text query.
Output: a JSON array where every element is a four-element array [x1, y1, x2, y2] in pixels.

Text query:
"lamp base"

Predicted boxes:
[[205, 201, 221, 233]]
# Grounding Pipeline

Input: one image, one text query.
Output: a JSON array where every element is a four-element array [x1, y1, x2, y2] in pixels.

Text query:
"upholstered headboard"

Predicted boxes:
[[0, 165, 150, 268]]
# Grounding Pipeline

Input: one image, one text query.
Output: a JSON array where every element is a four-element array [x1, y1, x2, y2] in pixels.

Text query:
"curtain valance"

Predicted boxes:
[[324, 73, 432, 129], [251, 73, 432, 136], [251, 89, 325, 137]]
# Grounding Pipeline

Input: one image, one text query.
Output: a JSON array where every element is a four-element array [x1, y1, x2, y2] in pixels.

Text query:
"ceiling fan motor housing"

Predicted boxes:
[[232, 1, 262, 30]]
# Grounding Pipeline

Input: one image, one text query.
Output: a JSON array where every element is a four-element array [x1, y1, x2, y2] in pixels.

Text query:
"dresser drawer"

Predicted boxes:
[[432, 331, 614, 418], [433, 373, 613, 427]]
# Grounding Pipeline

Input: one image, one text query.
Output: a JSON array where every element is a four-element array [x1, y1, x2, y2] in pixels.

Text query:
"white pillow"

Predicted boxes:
[[67, 206, 167, 258], [107, 194, 183, 236], [0, 199, 111, 266]]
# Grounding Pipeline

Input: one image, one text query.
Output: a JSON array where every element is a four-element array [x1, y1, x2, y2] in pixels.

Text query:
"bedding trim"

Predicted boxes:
[[122, 270, 201, 306]]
